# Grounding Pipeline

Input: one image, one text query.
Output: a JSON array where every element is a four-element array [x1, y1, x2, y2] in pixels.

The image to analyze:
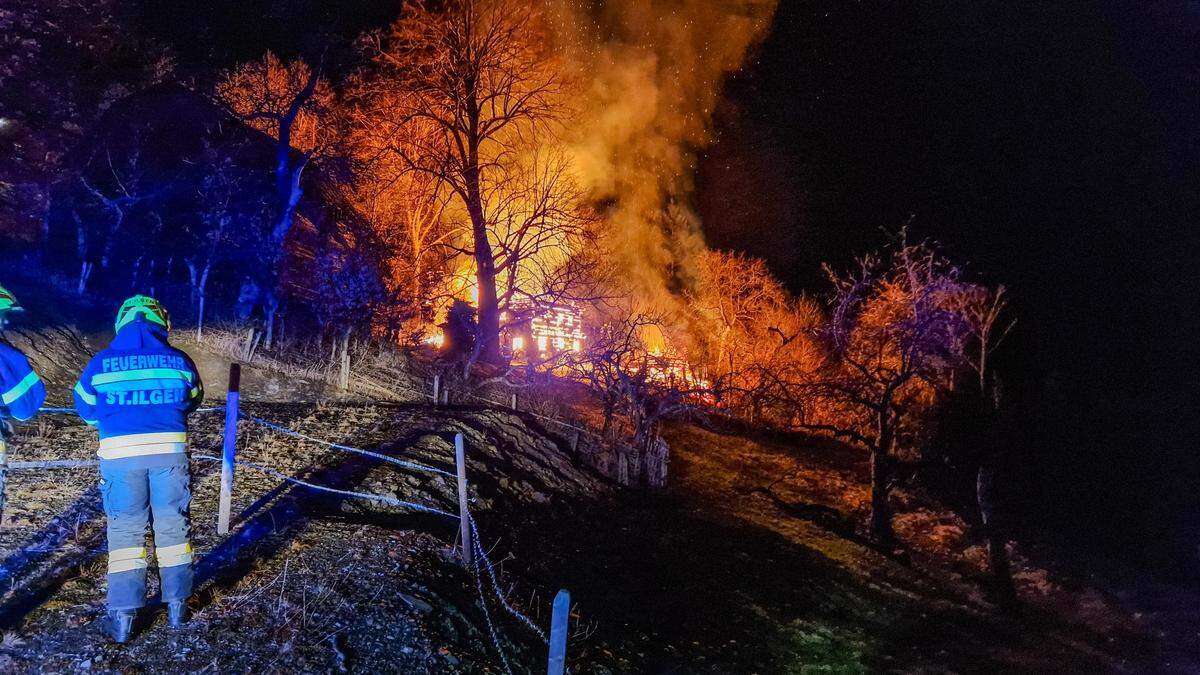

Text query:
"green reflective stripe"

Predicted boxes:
[[91, 368, 194, 387], [2, 370, 40, 405], [74, 381, 97, 406]]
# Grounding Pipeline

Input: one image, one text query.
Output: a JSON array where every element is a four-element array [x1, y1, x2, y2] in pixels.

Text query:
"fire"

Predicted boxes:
[[447, 265, 479, 305], [507, 302, 585, 362], [528, 304, 585, 354], [426, 256, 586, 359]]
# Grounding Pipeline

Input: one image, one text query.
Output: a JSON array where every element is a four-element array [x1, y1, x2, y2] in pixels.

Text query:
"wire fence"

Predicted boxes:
[[7, 395, 560, 673], [241, 414, 457, 479], [191, 453, 459, 519]]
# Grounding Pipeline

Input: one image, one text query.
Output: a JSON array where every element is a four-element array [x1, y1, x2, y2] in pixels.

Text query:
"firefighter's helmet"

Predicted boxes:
[[0, 284, 22, 314], [115, 295, 171, 333]]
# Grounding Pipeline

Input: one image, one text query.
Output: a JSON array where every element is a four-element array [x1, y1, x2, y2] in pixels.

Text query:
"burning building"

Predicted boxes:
[[507, 302, 586, 362]]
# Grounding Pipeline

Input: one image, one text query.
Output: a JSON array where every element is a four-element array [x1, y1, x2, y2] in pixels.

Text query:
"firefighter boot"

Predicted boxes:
[[167, 600, 188, 628], [104, 609, 136, 643]]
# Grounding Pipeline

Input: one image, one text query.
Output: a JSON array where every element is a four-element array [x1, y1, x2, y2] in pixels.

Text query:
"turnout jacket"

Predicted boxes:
[[73, 318, 204, 468], [0, 342, 46, 422]]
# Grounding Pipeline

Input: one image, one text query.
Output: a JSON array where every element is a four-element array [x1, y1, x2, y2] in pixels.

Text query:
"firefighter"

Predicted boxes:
[[73, 296, 203, 643], [0, 283, 47, 462]]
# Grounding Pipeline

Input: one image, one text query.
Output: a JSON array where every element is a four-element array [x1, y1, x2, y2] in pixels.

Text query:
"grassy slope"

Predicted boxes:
[[500, 421, 1174, 673], [0, 272, 1189, 672]]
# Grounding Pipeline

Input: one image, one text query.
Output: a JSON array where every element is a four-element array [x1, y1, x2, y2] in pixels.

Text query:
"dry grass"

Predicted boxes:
[[182, 326, 428, 403]]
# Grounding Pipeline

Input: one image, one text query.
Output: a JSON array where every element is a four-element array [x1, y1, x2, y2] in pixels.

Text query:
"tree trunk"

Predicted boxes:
[[462, 74, 502, 365], [195, 264, 211, 341], [196, 292, 207, 341], [130, 256, 143, 290], [263, 291, 279, 350], [74, 211, 91, 295], [99, 210, 124, 269], [77, 261, 93, 296], [869, 447, 895, 546], [146, 258, 158, 297], [869, 399, 899, 546], [465, 174, 502, 364], [977, 462, 1016, 606]]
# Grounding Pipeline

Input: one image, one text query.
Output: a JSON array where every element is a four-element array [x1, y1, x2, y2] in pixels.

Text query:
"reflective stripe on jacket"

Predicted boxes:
[[0, 343, 47, 422]]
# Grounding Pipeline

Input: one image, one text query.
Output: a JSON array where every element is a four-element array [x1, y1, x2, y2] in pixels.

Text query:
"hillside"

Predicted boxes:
[[0, 277, 1195, 673]]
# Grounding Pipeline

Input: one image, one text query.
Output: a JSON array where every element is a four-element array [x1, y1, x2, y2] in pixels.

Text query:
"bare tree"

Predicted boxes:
[[946, 282, 1018, 603], [344, 103, 457, 329], [777, 238, 974, 546], [217, 51, 335, 346], [949, 284, 1016, 393], [359, 0, 566, 363], [75, 134, 161, 294], [690, 250, 824, 423], [568, 309, 707, 451], [185, 136, 268, 340], [488, 149, 598, 335]]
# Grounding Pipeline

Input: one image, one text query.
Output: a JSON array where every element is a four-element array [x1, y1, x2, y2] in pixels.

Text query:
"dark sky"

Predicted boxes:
[[698, 0, 1200, 557]]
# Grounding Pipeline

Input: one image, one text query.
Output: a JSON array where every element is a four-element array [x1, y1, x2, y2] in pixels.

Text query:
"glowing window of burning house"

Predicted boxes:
[[515, 304, 585, 356]]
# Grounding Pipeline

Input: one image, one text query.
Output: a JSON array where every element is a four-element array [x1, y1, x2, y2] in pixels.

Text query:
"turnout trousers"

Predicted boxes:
[[99, 462, 194, 610]]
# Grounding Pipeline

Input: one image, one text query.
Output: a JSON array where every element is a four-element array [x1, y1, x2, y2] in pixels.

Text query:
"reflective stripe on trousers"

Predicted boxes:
[[100, 463, 193, 610]]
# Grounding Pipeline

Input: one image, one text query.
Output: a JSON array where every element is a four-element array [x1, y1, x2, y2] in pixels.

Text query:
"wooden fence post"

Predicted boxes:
[[338, 340, 351, 391], [455, 432, 472, 568], [217, 363, 240, 535], [547, 589, 570, 675], [432, 375, 441, 406]]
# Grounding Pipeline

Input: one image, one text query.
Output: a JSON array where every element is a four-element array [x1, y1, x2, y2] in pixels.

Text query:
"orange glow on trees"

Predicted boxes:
[[357, 0, 574, 365]]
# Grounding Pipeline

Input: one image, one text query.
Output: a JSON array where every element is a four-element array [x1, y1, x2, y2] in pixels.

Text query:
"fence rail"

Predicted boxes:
[[4, 367, 570, 674]]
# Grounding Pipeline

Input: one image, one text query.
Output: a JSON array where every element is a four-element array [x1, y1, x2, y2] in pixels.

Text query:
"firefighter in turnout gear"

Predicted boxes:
[[0, 285, 48, 494], [73, 296, 203, 642]]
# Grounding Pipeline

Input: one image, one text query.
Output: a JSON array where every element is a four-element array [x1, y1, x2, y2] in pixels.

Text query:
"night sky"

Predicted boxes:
[[699, 0, 1200, 559]]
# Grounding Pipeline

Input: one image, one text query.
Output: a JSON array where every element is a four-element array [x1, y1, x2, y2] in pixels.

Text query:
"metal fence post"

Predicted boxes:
[[217, 363, 240, 535], [455, 432, 472, 568], [547, 589, 570, 675], [510, 392, 518, 410], [432, 375, 441, 406]]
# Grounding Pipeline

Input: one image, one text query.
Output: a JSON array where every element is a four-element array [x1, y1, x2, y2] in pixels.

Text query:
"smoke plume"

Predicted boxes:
[[549, 0, 780, 323]]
